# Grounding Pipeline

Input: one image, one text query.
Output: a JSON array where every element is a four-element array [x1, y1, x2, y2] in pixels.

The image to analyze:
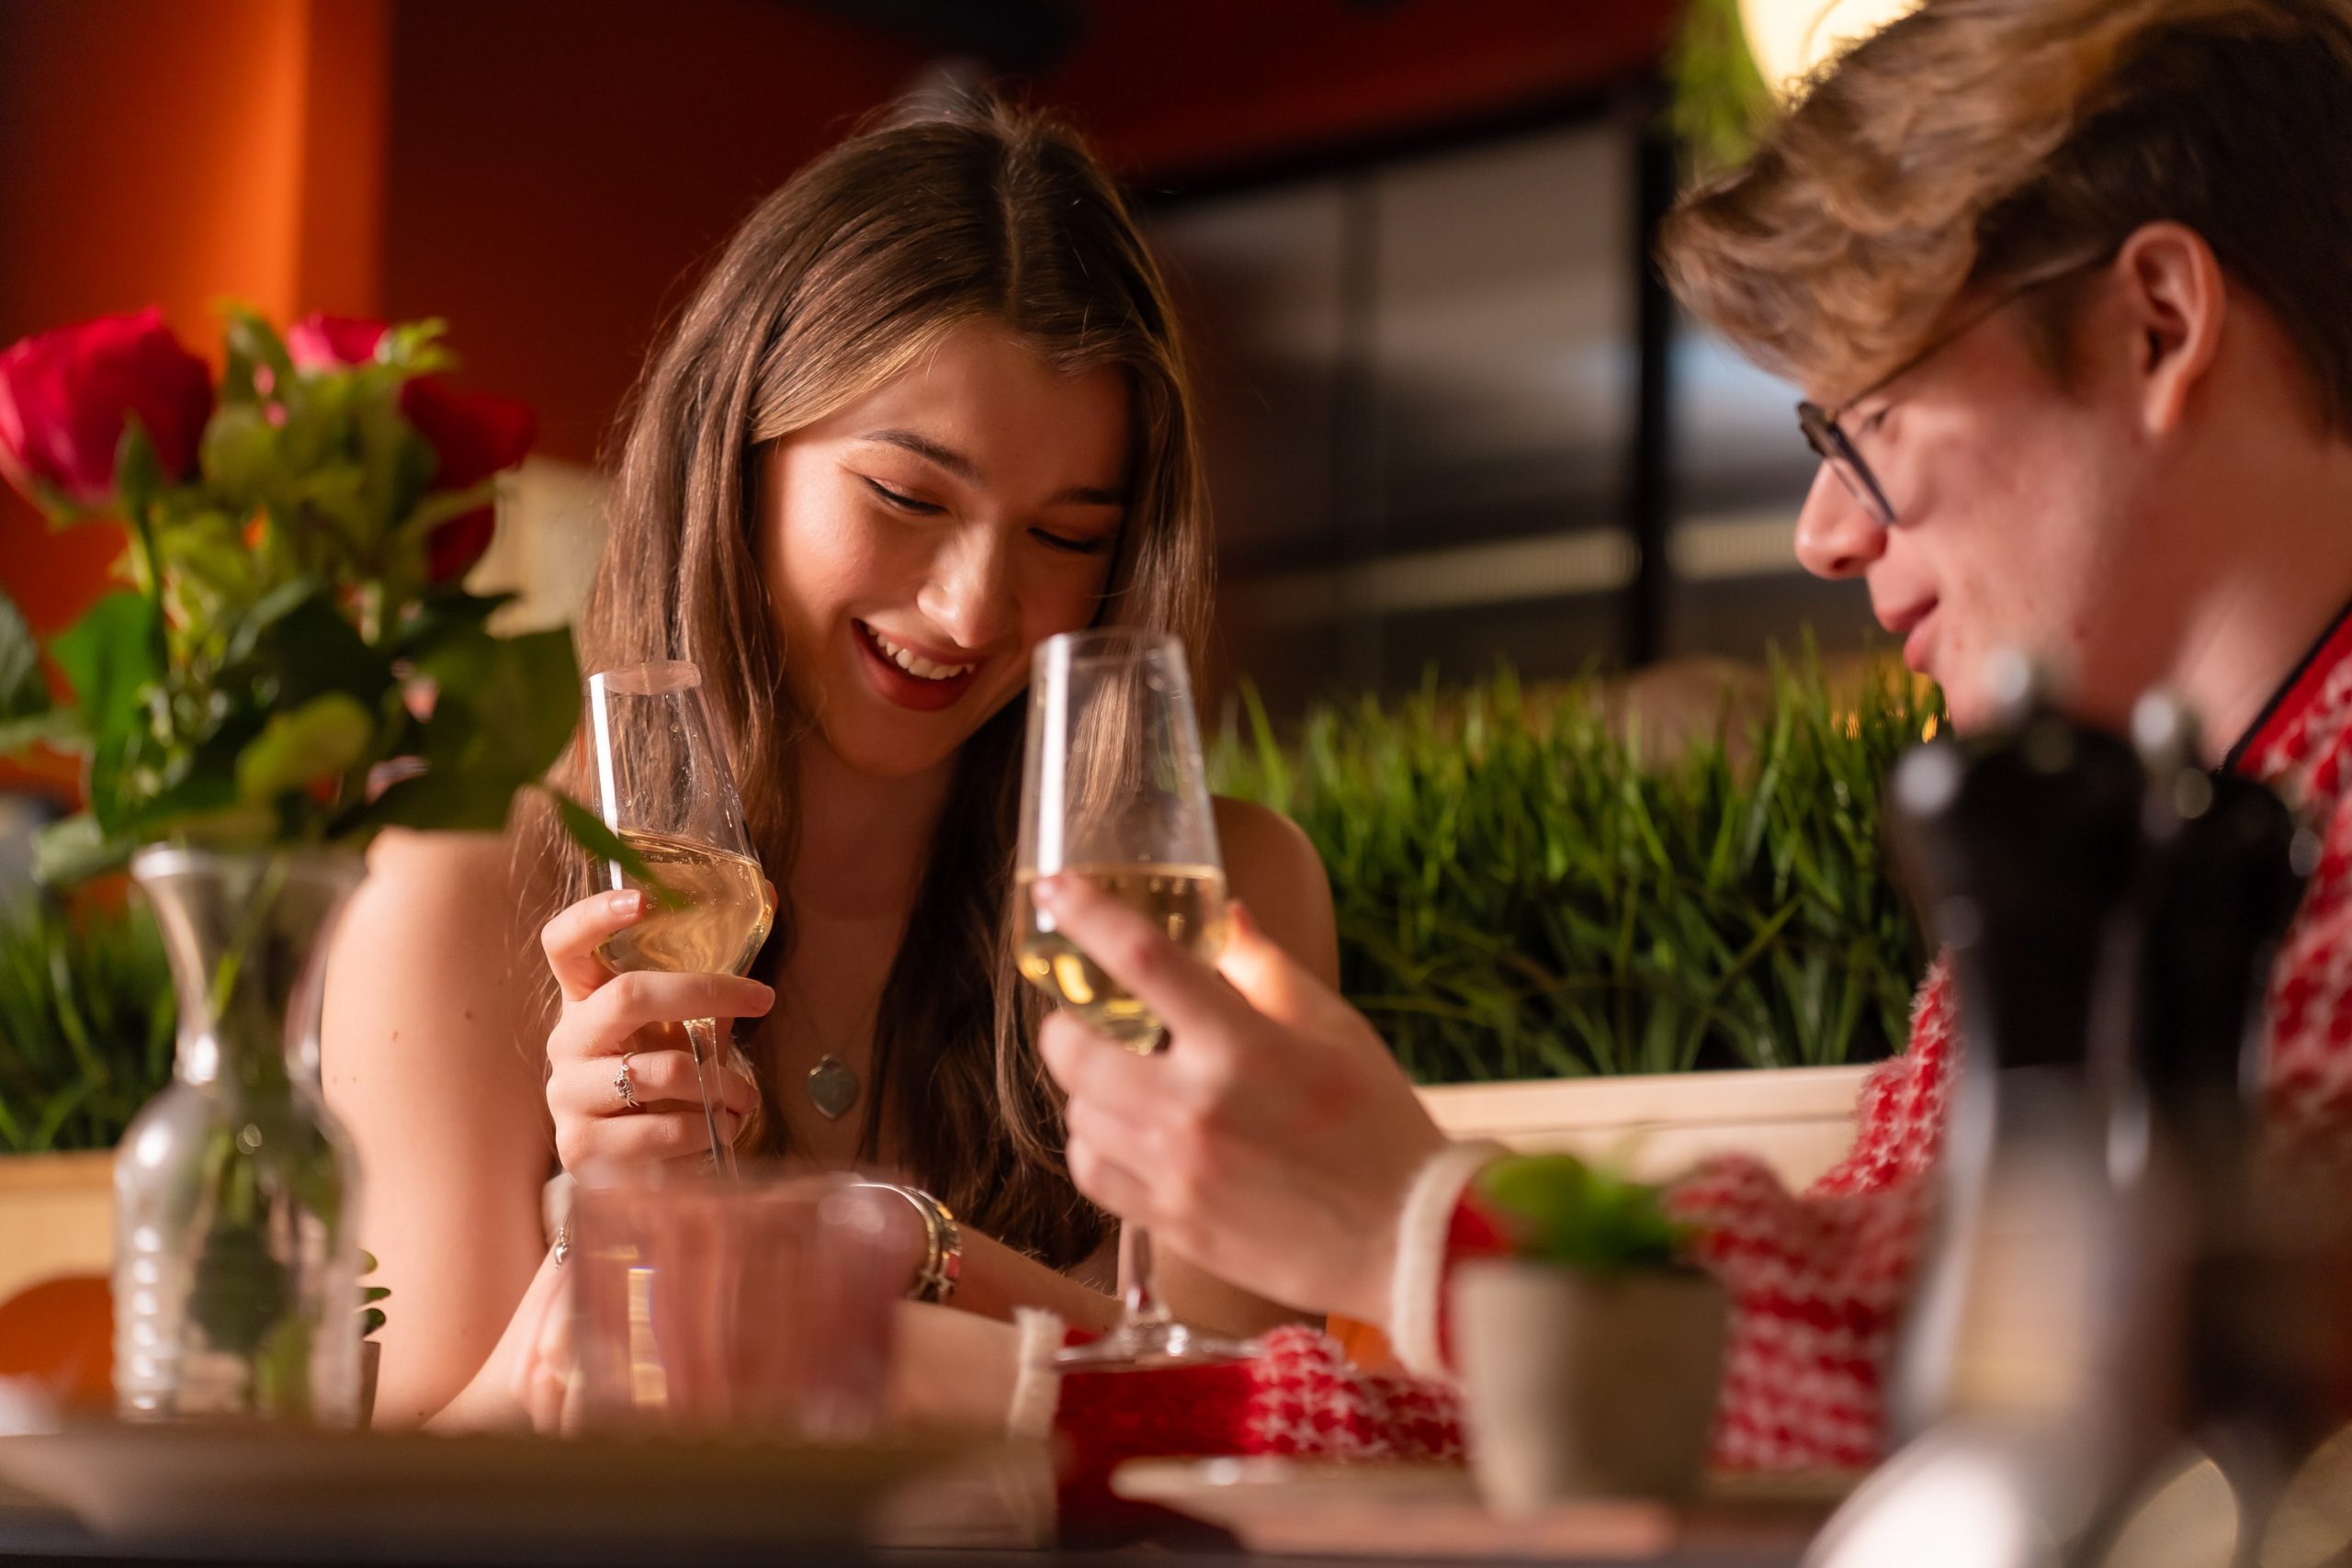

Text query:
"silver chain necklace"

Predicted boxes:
[[782, 985, 876, 1122]]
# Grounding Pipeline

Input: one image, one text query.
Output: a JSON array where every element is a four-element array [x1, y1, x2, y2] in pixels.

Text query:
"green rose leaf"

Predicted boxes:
[[546, 787, 684, 909], [228, 584, 394, 713], [388, 588, 517, 664], [351, 625, 578, 837], [48, 592, 161, 751], [0, 587, 47, 727], [236, 694, 374, 803], [0, 709, 79, 756], [32, 813, 135, 886], [113, 421, 164, 532], [222, 306, 293, 402], [199, 402, 282, 500]]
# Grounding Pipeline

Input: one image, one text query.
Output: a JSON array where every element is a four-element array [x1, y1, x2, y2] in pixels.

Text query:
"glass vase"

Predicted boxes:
[[114, 846, 365, 1425]]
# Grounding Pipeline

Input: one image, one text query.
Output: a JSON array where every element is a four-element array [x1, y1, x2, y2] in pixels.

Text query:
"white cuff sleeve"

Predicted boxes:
[[1006, 1308, 1067, 1443], [1386, 1139, 1509, 1380]]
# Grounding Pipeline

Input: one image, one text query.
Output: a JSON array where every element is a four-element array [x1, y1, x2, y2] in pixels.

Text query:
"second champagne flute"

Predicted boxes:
[[586, 660, 774, 1176], [1016, 628, 1249, 1368]]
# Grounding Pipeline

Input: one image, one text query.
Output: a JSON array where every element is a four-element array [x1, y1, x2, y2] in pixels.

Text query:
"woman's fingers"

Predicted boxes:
[[549, 1047, 762, 1118], [540, 890, 647, 1002], [513, 1277, 574, 1434], [555, 1105, 746, 1174], [560, 971, 775, 1055]]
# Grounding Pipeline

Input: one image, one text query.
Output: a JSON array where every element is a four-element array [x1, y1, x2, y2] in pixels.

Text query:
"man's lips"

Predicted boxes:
[[1899, 609, 1939, 673]]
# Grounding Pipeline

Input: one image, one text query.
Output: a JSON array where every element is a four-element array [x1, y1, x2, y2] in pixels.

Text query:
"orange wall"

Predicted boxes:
[[0, 0, 390, 638], [377, 0, 926, 465], [0, 0, 1671, 663]]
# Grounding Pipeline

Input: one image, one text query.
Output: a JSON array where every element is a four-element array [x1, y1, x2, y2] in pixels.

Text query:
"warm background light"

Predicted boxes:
[[1738, 0, 1923, 97]]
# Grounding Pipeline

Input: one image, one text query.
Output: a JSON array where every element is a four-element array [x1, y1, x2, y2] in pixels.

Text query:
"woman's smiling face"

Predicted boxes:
[[759, 320, 1132, 780]]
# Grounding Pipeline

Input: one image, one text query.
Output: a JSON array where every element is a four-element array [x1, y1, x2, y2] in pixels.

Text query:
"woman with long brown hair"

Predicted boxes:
[[322, 102, 1334, 1429]]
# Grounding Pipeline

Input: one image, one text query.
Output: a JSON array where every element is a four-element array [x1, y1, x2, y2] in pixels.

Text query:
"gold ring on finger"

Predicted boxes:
[[614, 1053, 643, 1111]]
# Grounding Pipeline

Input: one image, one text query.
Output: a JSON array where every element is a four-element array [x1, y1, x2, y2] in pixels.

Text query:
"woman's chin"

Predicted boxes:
[[810, 717, 967, 784]]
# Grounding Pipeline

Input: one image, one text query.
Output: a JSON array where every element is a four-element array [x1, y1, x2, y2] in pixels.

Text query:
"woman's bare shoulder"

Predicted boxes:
[[326, 829, 557, 1090], [1210, 796, 1338, 987]]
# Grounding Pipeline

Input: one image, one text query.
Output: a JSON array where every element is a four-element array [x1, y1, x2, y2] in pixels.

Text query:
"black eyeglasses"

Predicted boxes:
[[1794, 254, 2111, 530]]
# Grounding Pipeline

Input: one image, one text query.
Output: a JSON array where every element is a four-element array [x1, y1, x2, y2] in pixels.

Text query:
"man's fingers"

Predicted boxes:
[[1063, 1094, 1159, 1174], [1040, 1010, 1163, 1107], [540, 891, 645, 1002], [1063, 1125, 1161, 1230], [1031, 874, 1249, 1051], [1216, 901, 1353, 1032]]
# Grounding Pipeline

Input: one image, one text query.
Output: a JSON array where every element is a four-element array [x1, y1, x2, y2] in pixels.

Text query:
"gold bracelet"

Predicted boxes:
[[857, 1182, 963, 1305]]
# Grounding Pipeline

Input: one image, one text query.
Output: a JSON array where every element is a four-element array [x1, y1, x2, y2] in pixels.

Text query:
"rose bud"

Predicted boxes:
[[0, 308, 213, 509]]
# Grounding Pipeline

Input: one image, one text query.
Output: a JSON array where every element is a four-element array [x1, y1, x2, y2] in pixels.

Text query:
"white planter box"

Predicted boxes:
[[0, 1150, 112, 1305], [1419, 1064, 1873, 1190], [0, 1067, 1876, 1311]]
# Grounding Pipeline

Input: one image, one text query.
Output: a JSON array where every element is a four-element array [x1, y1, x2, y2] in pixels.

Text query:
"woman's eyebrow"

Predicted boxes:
[[860, 427, 981, 483], [858, 427, 1125, 506]]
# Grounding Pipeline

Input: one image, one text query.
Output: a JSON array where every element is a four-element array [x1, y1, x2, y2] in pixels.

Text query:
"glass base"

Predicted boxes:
[[1050, 1317, 1259, 1371]]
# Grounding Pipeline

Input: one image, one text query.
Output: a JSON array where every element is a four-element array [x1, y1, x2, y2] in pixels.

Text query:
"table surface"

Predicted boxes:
[[0, 1426, 1815, 1568]]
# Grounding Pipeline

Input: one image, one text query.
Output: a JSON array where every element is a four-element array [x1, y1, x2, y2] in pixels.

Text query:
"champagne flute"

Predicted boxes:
[[585, 660, 774, 1177], [1016, 628, 1247, 1368]]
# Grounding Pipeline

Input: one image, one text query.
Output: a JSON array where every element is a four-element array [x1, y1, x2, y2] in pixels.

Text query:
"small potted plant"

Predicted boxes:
[[1449, 1153, 1727, 1513]]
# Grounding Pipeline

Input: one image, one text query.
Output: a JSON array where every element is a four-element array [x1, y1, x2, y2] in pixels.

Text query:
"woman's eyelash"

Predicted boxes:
[[861, 477, 944, 513], [860, 475, 1104, 553], [1860, 406, 1893, 435]]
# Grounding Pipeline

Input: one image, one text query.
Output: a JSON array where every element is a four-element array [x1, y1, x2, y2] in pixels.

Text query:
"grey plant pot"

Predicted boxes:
[[1452, 1260, 1728, 1514]]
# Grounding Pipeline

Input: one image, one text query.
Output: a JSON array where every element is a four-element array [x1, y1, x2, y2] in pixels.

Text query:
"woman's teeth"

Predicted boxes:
[[863, 625, 974, 682]]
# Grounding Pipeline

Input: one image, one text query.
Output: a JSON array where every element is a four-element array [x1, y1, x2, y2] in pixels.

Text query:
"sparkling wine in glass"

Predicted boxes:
[[1016, 627, 1248, 1368], [586, 660, 774, 1177]]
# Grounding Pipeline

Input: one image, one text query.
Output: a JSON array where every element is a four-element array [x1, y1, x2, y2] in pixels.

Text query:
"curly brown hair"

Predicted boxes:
[[1662, 0, 2352, 418]]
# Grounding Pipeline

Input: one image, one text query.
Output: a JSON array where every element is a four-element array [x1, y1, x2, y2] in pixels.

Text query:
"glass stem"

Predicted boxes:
[[1120, 1223, 1172, 1325], [684, 1017, 738, 1178]]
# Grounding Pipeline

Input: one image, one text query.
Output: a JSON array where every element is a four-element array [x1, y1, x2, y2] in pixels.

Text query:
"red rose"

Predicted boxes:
[[284, 312, 536, 582], [0, 308, 213, 509], [397, 378, 535, 582], [284, 313, 388, 371]]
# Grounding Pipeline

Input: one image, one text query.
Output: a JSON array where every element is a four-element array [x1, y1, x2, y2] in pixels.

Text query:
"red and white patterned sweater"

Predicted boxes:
[[1045, 606, 2352, 1483]]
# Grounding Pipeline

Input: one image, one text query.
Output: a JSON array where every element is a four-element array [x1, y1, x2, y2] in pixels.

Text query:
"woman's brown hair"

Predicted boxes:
[[526, 100, 1210, 1268], [1662, 0, 2352, 421]]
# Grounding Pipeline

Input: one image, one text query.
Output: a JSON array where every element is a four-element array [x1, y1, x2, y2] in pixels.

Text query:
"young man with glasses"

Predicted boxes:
[[1024, 0, 2352, 1477]]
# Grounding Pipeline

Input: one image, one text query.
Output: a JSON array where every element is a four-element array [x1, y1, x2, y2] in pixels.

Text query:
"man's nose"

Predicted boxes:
[[1793, 463, 1889, 581]]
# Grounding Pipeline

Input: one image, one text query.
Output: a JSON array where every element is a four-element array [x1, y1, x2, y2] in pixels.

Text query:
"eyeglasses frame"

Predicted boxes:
[[1792, 250, 2117, 530]]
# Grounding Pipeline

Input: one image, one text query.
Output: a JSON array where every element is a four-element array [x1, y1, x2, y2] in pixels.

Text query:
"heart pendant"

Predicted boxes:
[[805, 1054, 861, 1121]]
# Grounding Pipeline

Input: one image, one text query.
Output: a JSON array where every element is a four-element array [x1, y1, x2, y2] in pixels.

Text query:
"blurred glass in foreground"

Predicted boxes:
[[569, 1170, 901, 1441]]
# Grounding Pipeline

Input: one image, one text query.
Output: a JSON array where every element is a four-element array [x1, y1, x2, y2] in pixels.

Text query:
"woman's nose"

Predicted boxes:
[[1792, 463, 1889, 581], [916, 525, 1015, 653]]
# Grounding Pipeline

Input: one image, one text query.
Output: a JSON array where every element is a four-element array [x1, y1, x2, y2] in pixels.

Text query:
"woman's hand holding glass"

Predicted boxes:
[[540, 887, 772, 1175]]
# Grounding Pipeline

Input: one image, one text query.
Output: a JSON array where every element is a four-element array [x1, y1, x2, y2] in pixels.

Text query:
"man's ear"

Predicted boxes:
[[2109, 220, 2228, 435]]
